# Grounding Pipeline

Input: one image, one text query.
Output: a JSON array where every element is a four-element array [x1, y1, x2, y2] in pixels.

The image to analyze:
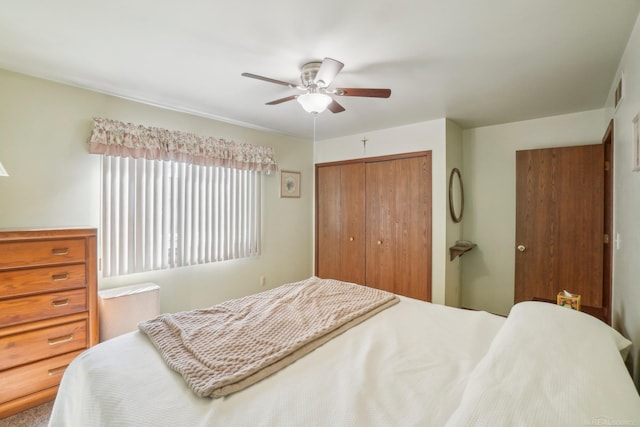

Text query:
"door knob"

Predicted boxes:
[[377, 240, 383, 245], [517, 245, 526, 252], [349, 236, 354, 241]]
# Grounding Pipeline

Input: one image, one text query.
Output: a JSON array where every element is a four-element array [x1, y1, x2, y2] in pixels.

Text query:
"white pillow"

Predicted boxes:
[[610, 324, 632, 360], [515, 302, 632, 360]]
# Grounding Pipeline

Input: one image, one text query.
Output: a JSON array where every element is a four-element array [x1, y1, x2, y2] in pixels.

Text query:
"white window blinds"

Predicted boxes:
[[102, 156, 261, 277]]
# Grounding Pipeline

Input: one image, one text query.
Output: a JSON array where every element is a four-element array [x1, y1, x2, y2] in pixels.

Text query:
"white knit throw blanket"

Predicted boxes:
[[139, 277, 399, 398]]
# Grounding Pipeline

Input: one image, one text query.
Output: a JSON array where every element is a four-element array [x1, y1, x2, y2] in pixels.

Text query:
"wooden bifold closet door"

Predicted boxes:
[[316, 163, 366, 285], [315, 152, 432, 301]]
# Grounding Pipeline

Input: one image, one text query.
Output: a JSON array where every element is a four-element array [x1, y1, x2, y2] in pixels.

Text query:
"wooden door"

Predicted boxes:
[[316, 163, 365, 284], [602, 120, 613, 324], [515, 145, 604, 315], [366, 155, 432, 301]]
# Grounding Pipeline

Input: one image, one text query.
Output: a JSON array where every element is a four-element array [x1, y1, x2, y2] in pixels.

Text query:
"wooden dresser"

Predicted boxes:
[[0, 228, 98, 418]]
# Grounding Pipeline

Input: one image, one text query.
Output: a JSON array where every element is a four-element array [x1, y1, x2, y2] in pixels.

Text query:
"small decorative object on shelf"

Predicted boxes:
[[557, 290, 581, 311], [449, 240, 477, 261]]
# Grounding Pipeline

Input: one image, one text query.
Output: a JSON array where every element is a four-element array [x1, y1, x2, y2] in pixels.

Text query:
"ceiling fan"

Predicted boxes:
[[241, 57, 391, 114]]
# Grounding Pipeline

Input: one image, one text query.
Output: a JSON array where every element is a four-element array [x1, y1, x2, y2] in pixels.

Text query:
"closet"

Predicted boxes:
[[315, 152, 432, 301]]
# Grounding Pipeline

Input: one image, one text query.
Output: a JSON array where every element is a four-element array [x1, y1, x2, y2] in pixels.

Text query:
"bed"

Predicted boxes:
[[49, 277, 640, 426]]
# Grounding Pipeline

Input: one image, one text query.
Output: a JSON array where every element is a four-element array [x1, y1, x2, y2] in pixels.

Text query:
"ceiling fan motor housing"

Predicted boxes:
[[300, 62, 323, 87]]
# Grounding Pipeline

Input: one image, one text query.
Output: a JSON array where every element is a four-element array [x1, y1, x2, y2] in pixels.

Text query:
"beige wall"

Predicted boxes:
[[605, 11, 640, 388], [445, 119, 463, 307], [0, 68, 314, 314], [460, 109, 606, 316], [314, 119, 449, 304]]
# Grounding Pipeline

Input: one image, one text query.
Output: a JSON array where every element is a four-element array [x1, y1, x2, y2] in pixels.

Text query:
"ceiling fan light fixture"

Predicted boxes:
[[297, 93, 332, 114]]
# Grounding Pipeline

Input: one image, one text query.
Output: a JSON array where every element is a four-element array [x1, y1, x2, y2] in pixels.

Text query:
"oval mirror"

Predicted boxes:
[[449, 168, 464, 223]]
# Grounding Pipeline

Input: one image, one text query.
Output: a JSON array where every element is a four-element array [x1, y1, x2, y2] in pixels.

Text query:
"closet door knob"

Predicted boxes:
[[377, 240, 383, 245], [517, 245, 526, 252], [349, 236, 354, 241]]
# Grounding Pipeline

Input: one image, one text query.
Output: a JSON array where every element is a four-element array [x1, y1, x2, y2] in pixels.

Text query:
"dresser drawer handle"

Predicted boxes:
[[51, 298, 70, 307], [48, 365, 68, 376], [51, 247, 69, 256], [51, 272, 70, 281], [48, 334, 74, 345]]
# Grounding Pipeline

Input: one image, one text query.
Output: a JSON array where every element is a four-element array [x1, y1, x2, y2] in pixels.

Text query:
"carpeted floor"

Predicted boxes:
[[0, 401, 53, 427]]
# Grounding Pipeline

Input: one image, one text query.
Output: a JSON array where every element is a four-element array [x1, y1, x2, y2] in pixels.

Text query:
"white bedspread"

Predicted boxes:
[[49, 296, 505, 427]]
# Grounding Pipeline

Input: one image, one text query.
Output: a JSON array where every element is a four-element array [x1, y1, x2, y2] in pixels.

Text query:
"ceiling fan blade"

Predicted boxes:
[[327, 99, 345, 113], [241, 72, 298, 89], [265, 95, 298, 105], [335, 88, 391, 98], [314, 58, 344, 87]]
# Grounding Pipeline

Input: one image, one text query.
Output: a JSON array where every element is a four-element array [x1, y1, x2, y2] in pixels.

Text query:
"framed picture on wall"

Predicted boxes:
[[633, 113, 640, 172], [615, 72, 624, 110], [280, 170, 301, 198]]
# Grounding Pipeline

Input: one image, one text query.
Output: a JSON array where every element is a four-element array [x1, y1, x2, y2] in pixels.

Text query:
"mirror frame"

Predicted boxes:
[[448, 168, 464, 223]]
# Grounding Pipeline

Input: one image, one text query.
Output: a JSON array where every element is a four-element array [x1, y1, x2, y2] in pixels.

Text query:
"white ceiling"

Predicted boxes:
[[1, 0, 639, 140]]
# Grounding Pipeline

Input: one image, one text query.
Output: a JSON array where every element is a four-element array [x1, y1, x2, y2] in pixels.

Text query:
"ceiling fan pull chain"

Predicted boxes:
[[313, 115, 317, 144]]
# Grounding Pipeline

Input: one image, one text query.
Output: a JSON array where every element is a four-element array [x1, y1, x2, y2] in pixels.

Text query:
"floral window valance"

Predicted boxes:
[[88, 117, 278, 174]]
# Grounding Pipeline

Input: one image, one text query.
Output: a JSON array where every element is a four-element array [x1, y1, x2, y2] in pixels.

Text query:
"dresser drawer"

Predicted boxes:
[[0, 264, 86, 299], [0, 239, 86, 270], [0, 289, 87, 327], [0, 320, 87, 371], [0, 350, 83, 405]]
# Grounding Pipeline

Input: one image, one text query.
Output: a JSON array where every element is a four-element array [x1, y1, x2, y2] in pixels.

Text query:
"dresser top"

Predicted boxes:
[[0, 227, 97, 241]]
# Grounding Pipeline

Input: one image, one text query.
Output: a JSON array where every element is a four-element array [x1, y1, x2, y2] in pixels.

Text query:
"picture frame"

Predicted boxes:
[[615, 72, 624, 110], [633, 113, 640, 172], [280, 170, 301, 198]]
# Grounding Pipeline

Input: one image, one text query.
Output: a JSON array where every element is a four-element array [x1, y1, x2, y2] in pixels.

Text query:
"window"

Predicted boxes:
[[89, 117, 276, 277], [101, 156, 261, 277]]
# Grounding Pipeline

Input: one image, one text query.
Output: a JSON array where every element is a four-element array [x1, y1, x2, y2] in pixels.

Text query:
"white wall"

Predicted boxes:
[[461, 109, 606, 315], [314, 119, 448, 304], [605, 11, 640, 388], [0, 68, 314, 314]]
